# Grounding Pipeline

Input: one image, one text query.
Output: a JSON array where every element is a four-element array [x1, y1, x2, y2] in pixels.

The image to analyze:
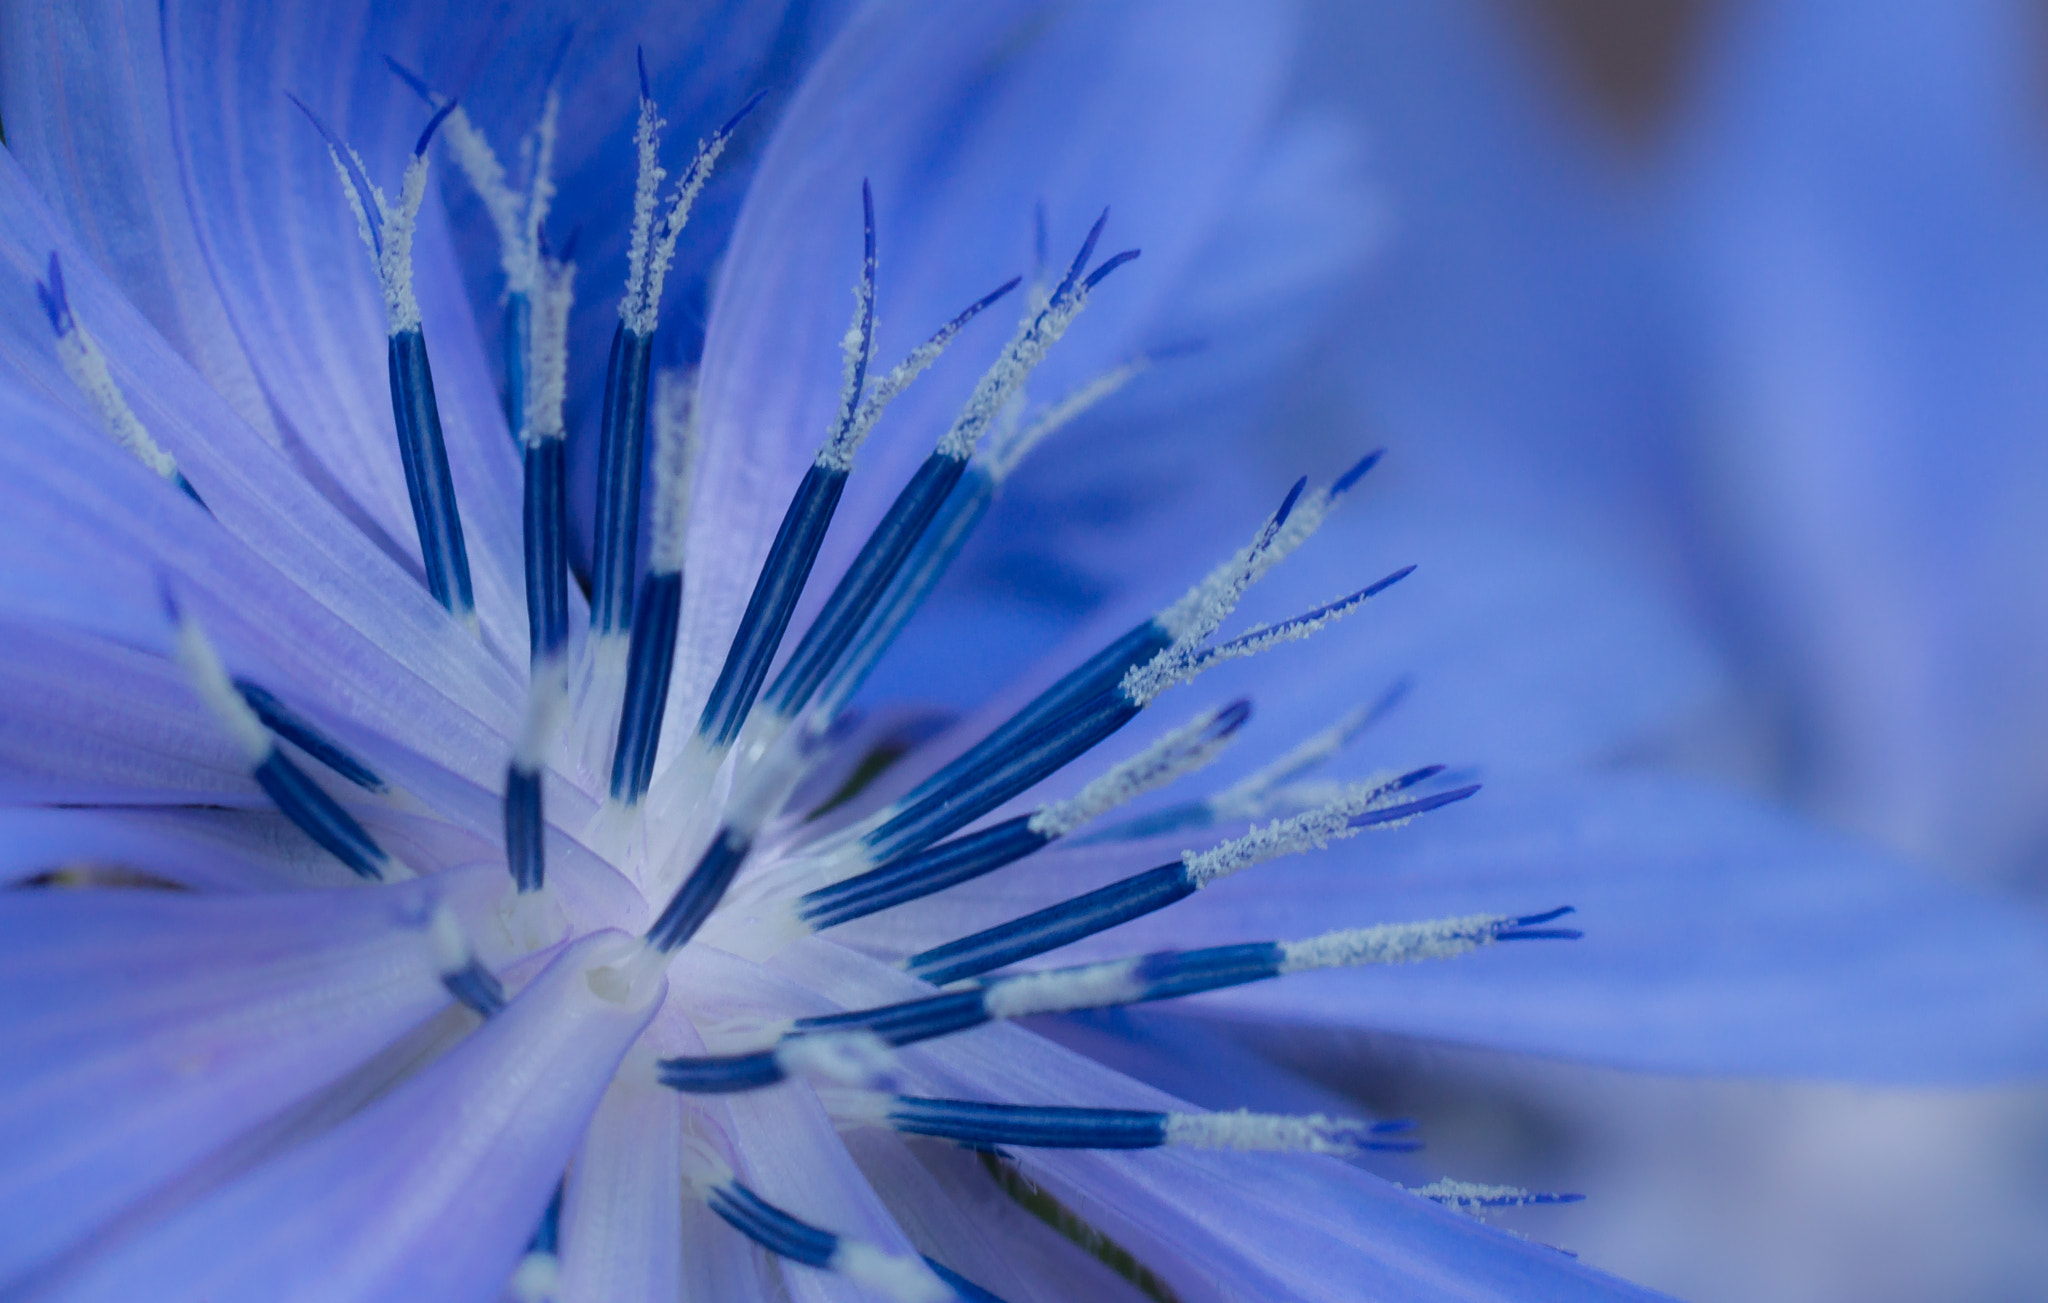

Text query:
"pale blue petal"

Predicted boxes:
[[1675, 0, 2048, 882], [53, 930, 660, 1303], [0, 0, 283, 441], [0, 869, 502, 1285]]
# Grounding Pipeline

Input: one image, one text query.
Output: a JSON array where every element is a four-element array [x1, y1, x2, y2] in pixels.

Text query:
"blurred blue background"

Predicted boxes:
[[1248, 2, 2048, 1299]]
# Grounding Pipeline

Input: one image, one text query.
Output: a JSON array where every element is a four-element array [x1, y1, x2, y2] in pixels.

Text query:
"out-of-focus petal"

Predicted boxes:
[[1675, 0, 2048, 883], [990, 775, 2048, 1084], [0, 868, 502, 1284], [52, 930, 661, 1303]]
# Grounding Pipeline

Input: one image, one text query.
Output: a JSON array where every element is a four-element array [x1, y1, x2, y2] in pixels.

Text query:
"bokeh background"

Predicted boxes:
[[1240, 2, 2048, 1299]]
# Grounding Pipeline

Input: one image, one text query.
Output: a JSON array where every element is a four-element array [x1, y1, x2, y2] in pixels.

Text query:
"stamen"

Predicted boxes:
[[162, 582, 408, 882], [796, 701, 1249, 932], [903, 770, 1479, 984], [293, 95, 475, 622], [678, 1137, 949, 1303], [1075, 680, 1409, 845], [522, 255, 576, 660], [818, 475, 1321, 871], [585, 77, 761, 750], [430, 901, 507, 1016], [643, 716, 829, 954], [823, 1092, 1417, 1156], [232, 679, 387, 792], [36, 254, 205, 508], [505, 664, 567, 894], [605, 368, 697, 808], [656, 909, 1574, 1093], [689, 244, 1017, 759], [749, 222, 1135, 743], [1409, 1179, 1585, 1215], [388, 49, 566, 444]]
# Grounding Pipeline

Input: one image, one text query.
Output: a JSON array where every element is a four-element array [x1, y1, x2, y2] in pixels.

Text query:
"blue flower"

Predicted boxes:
[[1, 2, 2045, 1302]]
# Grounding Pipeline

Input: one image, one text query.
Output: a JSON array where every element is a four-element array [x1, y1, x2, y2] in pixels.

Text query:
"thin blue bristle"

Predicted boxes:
[[286, 94, 383, 258], [414, 99, 459, 158]]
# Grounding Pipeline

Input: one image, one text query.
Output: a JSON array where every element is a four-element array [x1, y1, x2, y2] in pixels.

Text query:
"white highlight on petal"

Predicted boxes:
[[427, 901, 474, 977], [515, 659, 570, 771], [982, 357, 1149, 483], [568, 634, 631, 781], [1162, 1109, 1376, 1155], [774, 1031, 898, 1089], [831, 1241, 949, 1303], [169, 602, 272, 765], [508, 1251, 559, 1303], [647, 367, 700, 574], [50, 320, 180, 484], [1277, 913, 1509, 974], [1029, 704, 1240, 838], [1181, 773, 1409, 887], [524, 258, 576, 445], [982, 957, 1143, 1020], [812, 1087, 895, 1126], [675, 1132, 736, 1191]]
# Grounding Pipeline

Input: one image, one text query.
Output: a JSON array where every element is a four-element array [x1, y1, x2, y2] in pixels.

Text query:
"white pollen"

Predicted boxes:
[[1409, 1178, 1539, 1215], [438, 106, 526, 284], [822, 297, 991, 472], [619, 104, 738, 335], [170, 606, 272, 765], [814, 276, 877, 473], [375, 154, 431, 335], [647, 367, 699, 574], [1163, 1109, 1375, 1155], [519, 90, 561, 290], [1181, 775, 1407, 887], [1277, 913, 1507, 974], [514, 659, 569, 770], [1208, 700, 1380, 818], [831, 1241, 950, 1303], [982, 958, 1143, 1020], [1029, 704, 1240, 838], [523, 258, 575, 445], [327, 144, 381, 262], [935, 279, 1098, 462], [52, 322, 180, 482], [983, 357, 1149, 483], [618, 94, 668, 333], [774, 1032, 899, 1089]]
